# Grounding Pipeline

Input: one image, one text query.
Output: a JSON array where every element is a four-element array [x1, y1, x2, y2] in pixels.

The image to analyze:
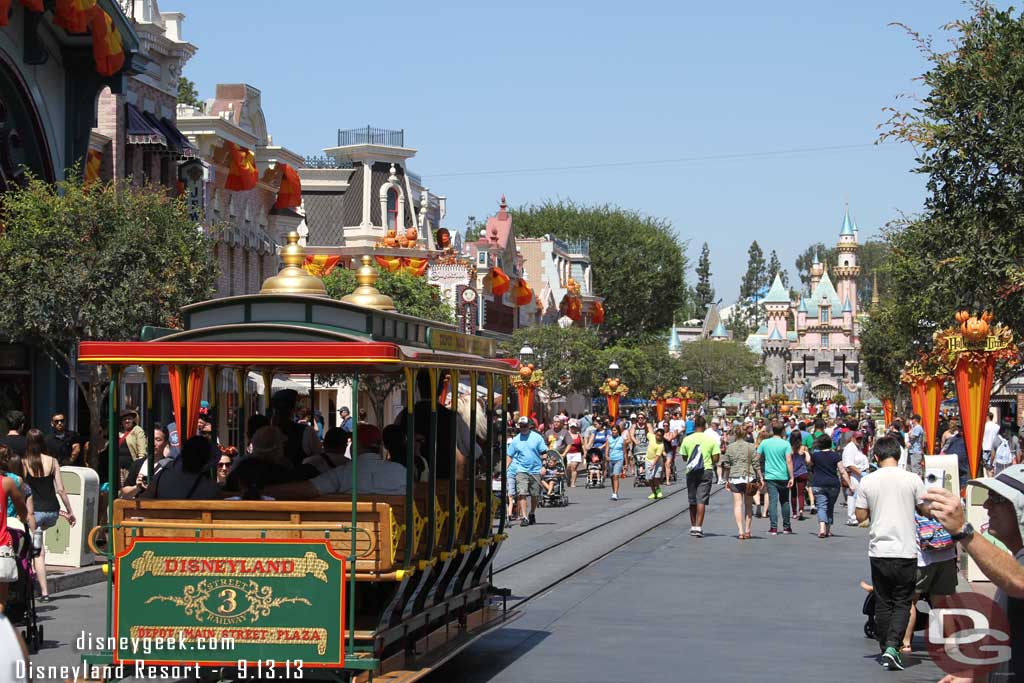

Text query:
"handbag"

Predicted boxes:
[[744, 444, 762, 496], [915, 514, 954, 550], [0, 545, 17, 582]]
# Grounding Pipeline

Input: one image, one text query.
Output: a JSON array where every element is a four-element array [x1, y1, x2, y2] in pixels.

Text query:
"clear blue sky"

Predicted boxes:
[[168, 0, 990, 302]]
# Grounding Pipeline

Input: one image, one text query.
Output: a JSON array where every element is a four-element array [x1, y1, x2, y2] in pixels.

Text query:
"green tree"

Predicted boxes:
[[177, 76, 203, 110], [323, 267, 454, 324], [513, 200, 688, 343], [505, 326, 602, 400], [676, 340, 768, 402], [739, 241, 766, 300], [794, 242, 826, 294], [766, 249, 787, 287], [0, 175, 217, 467], [597, 342, 686, 400], [694, 242, 715, 310], [864, 1, 1024, 389]]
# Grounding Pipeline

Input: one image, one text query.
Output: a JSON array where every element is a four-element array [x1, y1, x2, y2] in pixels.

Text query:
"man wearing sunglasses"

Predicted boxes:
[[45, 412, 81, 466], [925, 464, 1024, 682]]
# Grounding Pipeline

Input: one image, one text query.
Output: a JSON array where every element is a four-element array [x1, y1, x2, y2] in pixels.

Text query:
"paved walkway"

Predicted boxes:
[[430, 486, 949, 683]]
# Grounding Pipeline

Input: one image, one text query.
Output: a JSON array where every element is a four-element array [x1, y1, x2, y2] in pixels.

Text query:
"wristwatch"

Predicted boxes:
[[950, 522, 975, 543]]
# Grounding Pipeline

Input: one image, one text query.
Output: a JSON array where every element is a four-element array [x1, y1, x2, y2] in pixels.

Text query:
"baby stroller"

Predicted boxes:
[[633, 450, 648, 487], [539, 450, 569, 507], [7, 527, 42, 653], [585, 448, 605, 489], [860, 581, 929, 640]]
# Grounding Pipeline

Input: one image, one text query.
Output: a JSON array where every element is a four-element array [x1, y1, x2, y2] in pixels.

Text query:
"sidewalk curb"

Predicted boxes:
[[50, 564, 105, 594]]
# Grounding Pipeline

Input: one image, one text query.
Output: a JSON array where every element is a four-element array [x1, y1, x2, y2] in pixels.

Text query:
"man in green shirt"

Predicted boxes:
[[680, 415, 721, 538], [756, 421, 795, 535]]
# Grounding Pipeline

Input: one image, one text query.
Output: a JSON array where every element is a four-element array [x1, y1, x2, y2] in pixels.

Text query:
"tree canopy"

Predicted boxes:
[[863, 1, 1024, 389], [177, 76, 203, 110], [505, 325, 603, 399], [676, 340, 768, 401], [695, 242, 715, 311], [0, 175, 217, 464], [323, 267, 455, 324], [512, 200, 688, 343]]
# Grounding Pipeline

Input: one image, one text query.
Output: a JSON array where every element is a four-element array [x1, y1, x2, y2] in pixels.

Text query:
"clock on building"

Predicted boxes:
[[461, 288, 477, 303]]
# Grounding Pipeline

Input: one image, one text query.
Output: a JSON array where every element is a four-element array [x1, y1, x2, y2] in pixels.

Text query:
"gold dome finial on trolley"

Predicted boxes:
[[260, 231, 329, 296], [341, 255, 396, 311]]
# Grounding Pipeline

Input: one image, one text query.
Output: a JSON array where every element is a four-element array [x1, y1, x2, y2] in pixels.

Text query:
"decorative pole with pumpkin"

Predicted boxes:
[[934, 311, 1017, 477], [651, 386, 671, 422], [900, 351, 950, 455], [881, 397, 894, 428], [510, 364, 544, 424], [674, 386, 694, 420], [599, 370, 628, 423]]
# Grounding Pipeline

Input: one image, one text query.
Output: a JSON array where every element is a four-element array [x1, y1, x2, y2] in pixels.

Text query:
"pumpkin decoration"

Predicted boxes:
[[955, 310, 969, 324], [528, 363, 535, 370], [608, 378, 620, 390], [406, 227, 419, 242], [383, 236, 398, 247], [519, 366, 533, 378], [963, 315, 990, 342]]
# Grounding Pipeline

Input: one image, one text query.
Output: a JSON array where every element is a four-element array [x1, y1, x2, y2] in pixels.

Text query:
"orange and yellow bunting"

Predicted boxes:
[[560, 293, 582, 321], [84, 148, 102, 186], [302, 255, 340, 278], [273, 163, 302, 209], [592, 300, 605, 324], [54, 0, 95, 34], [511, 278, 533, 306], [375, 255, 402, 272], [223, 141, 258, 191], [403, 257, 428, 276], [89, 6, 124, 77], [489, 267, 510, 296]]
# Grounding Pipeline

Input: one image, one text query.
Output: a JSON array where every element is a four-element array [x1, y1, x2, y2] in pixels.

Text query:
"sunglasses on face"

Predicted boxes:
[[217, 462, 231, 470], [987, 491, 1010, 505]]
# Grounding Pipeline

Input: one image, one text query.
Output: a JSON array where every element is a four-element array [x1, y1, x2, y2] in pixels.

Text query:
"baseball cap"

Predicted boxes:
[[517, 416, 530, 426], [968, 464, 1024, 541], [568, 419, 579, 428], [629, 413, 637, 419]]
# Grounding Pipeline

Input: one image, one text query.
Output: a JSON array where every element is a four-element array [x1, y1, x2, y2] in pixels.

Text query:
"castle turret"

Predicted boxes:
[[833, 205, 861, 318]]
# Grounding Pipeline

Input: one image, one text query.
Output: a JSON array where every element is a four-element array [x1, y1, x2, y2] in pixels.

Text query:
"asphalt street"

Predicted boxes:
[[429, 484, 950, 683], [13, 476, 951, 682]]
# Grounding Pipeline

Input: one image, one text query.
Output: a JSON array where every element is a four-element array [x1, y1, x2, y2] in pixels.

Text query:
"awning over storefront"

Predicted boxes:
[[126, 103, 165, 145], [151, 113, 195, 157]]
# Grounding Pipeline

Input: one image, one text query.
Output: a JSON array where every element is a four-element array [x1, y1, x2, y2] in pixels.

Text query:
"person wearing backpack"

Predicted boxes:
[[901, 513, 958, 654], [993, 432, 1015, 476], [680, 415, 721, 538]]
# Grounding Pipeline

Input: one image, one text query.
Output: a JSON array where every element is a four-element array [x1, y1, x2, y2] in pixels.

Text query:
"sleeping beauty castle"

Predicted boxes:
[[745, 207, 873, 404]]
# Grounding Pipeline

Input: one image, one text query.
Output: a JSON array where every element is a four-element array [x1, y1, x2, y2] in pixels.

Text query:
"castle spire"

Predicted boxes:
[[840, 203, 855, 237]]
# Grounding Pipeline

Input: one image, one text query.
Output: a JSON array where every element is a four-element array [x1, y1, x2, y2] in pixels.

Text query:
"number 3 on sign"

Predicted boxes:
[[236, 660, 304, 679], [217, 588, 237, 614]]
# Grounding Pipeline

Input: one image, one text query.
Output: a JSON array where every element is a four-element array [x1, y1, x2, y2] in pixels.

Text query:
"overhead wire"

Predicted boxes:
[[422, 141, 895, 179]]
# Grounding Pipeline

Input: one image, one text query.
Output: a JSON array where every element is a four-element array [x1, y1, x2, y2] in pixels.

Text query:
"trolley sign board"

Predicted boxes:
[[113, 538, 345, 668], [426, 327, 494, 357]]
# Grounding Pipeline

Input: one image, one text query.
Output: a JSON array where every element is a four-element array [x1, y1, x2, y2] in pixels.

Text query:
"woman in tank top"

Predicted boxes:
[[22, 429, 76, 602]]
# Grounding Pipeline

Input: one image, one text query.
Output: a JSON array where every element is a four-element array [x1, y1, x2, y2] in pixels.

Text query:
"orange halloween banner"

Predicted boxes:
[[84, 149, 102, 186], [920, 378, 944, 455], [655, 397, 666, 422], [516, 385, 534, 421], [489, 267, 510, 296], [954, 355, 995, 479], [224, 141, 258, 191], [881, 398, 894, 428], [54, 0, 94, 33], [303, 255, 341, 278], [88, 6, 124, 77], [592, 300, 605, 324], [511, 278, 533, 306], [561, 294, 582, 321], [273, 163, 302, 209], [606, 394, 620, 422]]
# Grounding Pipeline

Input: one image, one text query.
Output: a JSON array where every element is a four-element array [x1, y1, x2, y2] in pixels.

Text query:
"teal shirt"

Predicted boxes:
[[757, 437, 793, 481]]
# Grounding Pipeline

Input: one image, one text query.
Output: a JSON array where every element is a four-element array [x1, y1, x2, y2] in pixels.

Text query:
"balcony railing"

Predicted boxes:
[[337, 126, 404, 148], [303, 155, 353, 169]]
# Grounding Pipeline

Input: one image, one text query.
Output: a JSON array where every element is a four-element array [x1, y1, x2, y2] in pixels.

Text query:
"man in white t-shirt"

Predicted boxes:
[[842, 431, 869, 525], [983, 411, 1002, 475], [855, 435, 929, 672]]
